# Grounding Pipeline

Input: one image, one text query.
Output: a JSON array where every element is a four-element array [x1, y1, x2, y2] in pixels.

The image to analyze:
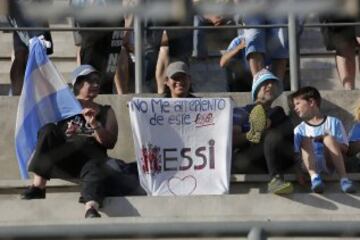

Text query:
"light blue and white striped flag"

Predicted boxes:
[[15, 36, 82, 179]]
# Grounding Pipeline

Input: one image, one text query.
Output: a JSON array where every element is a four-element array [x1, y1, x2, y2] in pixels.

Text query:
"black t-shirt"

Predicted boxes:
[[58, 105, 110, 137]]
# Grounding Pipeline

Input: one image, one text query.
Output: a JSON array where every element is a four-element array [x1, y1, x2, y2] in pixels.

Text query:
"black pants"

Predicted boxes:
[[103, 159, 146, 197], [28, 123, 108, 204], [232, 109, 295, 177]]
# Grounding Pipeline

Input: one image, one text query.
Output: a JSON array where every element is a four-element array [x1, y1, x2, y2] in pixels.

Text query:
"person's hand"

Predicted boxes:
[[82, 108, 97, 128], [312, 133, 328, 143], [65, 120, 80, 136], [204, 15, 225, 26]]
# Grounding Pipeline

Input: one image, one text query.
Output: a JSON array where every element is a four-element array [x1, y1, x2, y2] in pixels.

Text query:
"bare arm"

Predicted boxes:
[[84, 107, 118, 149], [114, 47, 130, 94], [219, 39, 245, 68]]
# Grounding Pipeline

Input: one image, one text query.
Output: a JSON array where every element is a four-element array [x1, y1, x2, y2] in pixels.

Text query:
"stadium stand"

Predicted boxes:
[[1, 1, 360, 239]]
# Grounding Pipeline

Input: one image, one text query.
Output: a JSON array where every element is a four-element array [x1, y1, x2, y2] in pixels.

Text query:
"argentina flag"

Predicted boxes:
[[15, 37, 82, 179]]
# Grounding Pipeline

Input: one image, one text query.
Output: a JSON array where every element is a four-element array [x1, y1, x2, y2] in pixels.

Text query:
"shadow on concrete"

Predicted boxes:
[[101, 197, 141, 217], [299, 28, 326, 51], [321, 98, 355, 131], [281, 194, 338, 210], [300, 59, 337, 90], [229, 183, 268, 194], [323, 193, 360, 209]]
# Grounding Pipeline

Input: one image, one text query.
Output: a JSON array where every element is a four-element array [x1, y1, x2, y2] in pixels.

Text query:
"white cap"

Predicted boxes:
[[71, 65, 98, 86]]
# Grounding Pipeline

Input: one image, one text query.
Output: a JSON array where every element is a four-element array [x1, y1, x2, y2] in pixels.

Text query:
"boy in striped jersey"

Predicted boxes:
[[289, 86, 355, 193]]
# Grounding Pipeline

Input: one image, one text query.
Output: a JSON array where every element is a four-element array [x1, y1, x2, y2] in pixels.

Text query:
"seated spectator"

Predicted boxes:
[[289, 86, 356, 193], [243, 13, 288, 82], [21, 65, 118, 218], [320, 16, 360, 90], [162, 61, 195, 98], [219, 30, 252, 91], [345, 101, 360, 171], [7, 0, 53, 95], [348, 100, 360, 157], [232, 68, 294, 194]]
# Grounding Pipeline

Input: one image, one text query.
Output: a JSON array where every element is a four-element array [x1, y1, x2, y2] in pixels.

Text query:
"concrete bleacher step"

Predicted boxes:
[[2, 190, 360, 223], [1, 174, 360, 223]]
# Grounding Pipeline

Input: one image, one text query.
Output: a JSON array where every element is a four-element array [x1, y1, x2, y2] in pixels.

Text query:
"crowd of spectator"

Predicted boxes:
[[4, 0, 360, 219], [5, 0, 360, 95]]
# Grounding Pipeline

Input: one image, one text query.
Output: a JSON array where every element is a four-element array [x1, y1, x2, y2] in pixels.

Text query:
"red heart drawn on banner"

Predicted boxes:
[[167, 175, 197, 196]]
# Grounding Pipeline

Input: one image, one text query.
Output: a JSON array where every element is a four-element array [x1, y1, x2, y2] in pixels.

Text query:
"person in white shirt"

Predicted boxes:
[[289, 86, 355, 193]]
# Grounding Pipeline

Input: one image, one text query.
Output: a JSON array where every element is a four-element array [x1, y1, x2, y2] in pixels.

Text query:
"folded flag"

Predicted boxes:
[[15, 36, 82, 179]]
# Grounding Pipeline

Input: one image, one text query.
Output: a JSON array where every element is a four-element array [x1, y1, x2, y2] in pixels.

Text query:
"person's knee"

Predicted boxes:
[[80, 160, 107, 181], [264, 129, 283, 144], [38, 123, 58, 137], [323, 134, 336, 144]]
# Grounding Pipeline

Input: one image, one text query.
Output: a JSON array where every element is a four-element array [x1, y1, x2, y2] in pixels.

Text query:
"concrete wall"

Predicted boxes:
[[1, 90, 359, 179]]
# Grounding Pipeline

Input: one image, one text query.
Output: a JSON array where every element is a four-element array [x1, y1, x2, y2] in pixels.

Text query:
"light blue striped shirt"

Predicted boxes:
[[294, 116, 348, 173]]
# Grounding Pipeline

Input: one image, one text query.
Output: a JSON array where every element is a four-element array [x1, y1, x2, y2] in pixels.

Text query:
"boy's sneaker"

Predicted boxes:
[[268, 175, 294, 194], [246, 104, 267, 144], [311, 176, 324, 193], [340, 178, 356, 193]]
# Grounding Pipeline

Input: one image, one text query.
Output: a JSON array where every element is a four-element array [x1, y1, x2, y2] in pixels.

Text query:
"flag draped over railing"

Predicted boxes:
[[15, 36, 82, 179]]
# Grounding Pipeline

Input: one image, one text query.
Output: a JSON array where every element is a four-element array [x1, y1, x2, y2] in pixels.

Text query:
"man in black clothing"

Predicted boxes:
[[232, 68, 295, 194]]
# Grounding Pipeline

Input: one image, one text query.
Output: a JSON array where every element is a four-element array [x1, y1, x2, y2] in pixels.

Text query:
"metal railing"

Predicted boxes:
[[1, 220, 360, 239], [2, 20, 360, 92], [2, 0, 358, 92]]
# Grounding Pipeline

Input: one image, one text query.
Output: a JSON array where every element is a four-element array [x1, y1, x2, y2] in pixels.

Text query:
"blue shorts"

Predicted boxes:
[[243, 16, 289, 60]]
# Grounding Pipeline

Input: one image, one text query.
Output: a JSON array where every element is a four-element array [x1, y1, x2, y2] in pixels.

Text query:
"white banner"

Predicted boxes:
[[129, 98, 233, 196]]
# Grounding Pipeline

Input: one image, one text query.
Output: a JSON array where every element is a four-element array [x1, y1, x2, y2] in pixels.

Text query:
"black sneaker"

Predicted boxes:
[[78, 195, 85, 204], [21, 186, 46, 200], [85, 208, 101, 218]]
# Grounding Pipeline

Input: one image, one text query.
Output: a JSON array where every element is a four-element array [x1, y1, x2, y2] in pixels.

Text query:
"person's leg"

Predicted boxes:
[[103, 159, 146, 197], [262, 118, 294, 194], [10, 33, 28, 95], [323, 135, 356, 193], [248, 53, 265, 77], [263, 128, 294, 177], [232, 141, 267, 174], [244, 16, 266, 77], [22, 123, 66, 199], [329, 25, 357, 90], [271, 58, 287, 82], [300, 137, 318, 178], [300, 137, 325, 193], [80, 159, 108, 218], [335, 45, 356, 90], [323, 135, 347, 178], [267, 17, 289, 81]]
